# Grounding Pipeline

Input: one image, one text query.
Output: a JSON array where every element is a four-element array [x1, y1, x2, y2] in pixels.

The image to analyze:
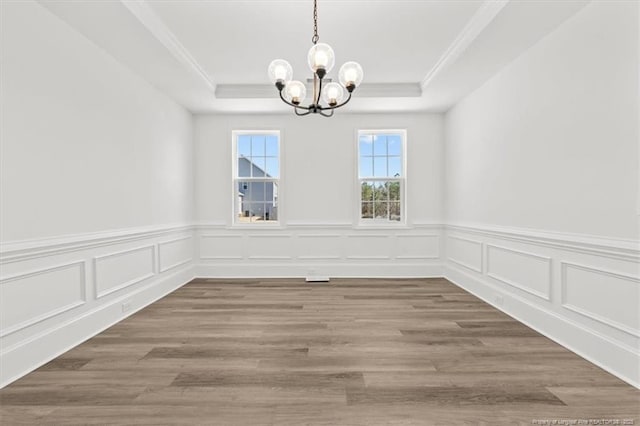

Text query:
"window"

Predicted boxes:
[[233, 131, 280, 224], [358, 130, 405, 223]]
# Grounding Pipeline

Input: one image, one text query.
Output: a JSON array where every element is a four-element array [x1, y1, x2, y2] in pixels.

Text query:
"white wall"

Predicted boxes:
[[445, 0, 638, 241], [196, 113, 443, 225], [0, 1, 195, 387], [444, 0, 639, 387], [194, 113, 445, 277], [1, 0, 194, 243]]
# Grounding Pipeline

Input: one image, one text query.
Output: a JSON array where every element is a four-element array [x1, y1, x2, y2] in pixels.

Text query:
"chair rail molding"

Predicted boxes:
[[447, 223, 639, 261], [0, 223, 194, 264]]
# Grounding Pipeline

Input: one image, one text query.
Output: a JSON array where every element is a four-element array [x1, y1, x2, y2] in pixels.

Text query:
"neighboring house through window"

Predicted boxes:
[[358, 130, 406, 223], [233, 131, 280, 224]]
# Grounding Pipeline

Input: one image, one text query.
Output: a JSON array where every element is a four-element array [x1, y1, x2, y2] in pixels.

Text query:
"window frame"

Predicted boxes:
[[356, 129, 407, 226], [231, 130, 282, 226]]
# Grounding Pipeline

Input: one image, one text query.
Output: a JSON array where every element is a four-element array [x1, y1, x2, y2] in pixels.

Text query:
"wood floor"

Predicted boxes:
[[1, 278, 638, 425]]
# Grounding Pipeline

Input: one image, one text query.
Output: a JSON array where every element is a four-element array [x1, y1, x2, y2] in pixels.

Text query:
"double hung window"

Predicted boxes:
[[233, 131, 280, 224], [358, 130, 405, 223]]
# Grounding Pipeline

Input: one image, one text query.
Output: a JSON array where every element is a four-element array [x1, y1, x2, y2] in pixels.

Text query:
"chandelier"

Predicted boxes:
[[267, 0, 364, 117]]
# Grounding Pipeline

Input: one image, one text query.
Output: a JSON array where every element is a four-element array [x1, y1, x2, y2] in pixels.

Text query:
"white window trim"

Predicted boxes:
[[231, 130, 282, 227], [355, 129, 407, 226]]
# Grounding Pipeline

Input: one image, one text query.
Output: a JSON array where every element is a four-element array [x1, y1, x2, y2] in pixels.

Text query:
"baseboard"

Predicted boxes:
[[445, 264, 640, 389], [0, 265, 194, 389]]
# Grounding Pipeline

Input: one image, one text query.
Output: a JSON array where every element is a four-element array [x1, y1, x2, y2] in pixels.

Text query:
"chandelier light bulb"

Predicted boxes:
[[268, 59, 293, 84], [315, 51, 328, 67], [338, 61, 364, 90], [285, 80, 306, 104], [321, 82, 345, 106], [307, 43, 335, 74]]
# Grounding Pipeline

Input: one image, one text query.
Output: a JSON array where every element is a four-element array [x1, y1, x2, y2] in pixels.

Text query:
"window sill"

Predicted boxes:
[[229, 223, 284, 230], [354, 222, 410, 230]]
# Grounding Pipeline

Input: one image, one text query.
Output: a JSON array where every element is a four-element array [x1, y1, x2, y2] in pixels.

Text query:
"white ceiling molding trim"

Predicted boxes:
[[215, 85, 276, 100], [352, 83, 422, 98], [120, 0, 217, 94], [420, 0, 510, 92], [215, 83, 422, 100]]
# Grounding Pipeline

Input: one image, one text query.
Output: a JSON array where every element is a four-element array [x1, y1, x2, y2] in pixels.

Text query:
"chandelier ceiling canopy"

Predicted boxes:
[[268, 0, 364, 117]]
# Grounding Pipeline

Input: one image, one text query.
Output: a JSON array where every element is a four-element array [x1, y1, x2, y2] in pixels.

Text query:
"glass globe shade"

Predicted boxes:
[[285, 80, 306, 104], [338, 61, 364, 89], [268, 59, 293, 84], [307, 43, 335, 74], [321, 82, 345, 106]]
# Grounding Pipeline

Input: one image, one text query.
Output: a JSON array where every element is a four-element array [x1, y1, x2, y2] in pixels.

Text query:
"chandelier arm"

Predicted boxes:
[[312, 74, 318, 106], [278, 89, 312, 111], [294, 108, 313, 117], [315, 75, 324, 105], [318, 108, 334, 118], [325, 92, 353, 110]]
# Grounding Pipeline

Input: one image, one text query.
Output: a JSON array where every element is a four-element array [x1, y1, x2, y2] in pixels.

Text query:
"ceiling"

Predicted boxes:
[[38, 0, 590, 114]]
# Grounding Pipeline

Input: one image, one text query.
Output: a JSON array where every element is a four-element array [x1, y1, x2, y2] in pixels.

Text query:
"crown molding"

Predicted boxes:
[[356, 83, 422, 98], [215, 84, 276, 99], [120, 0, 217, 94], [420, 0, 510, 91], [215, 83, 422, 100]]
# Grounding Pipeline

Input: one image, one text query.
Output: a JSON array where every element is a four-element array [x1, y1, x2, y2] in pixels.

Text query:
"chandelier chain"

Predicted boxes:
[[312, 0, 319, 44]]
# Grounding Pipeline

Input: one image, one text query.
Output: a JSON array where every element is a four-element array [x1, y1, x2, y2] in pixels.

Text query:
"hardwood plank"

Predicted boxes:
[[346, 385, 566, 406], [143, 346, 309, 359], [0, 385, 146, 406], [38, 358, 91, 371], [186, 303, 304, 310], [546, 386, 640, 407], [132, 385, 346, 406], [171, 371, 364, 388]]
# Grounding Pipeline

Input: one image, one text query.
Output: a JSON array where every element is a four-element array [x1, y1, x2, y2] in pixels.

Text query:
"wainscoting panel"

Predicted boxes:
[[444, 224, 640, 389], [296, 234, 343, 260], [447, 235, 482, 272], [196, 224, 444, 277], [561, 261, 639, 337], [0, 224, 195, 388], [247, 234, 293, 260], [93, 245, 156, 298], [345, 234, 391, 260], [0, 261, 86, 337], [396, 234, 440, 259], [158, 236, 193, 273], [200, 234, 244, 260], [486, 244, 551, 301]]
